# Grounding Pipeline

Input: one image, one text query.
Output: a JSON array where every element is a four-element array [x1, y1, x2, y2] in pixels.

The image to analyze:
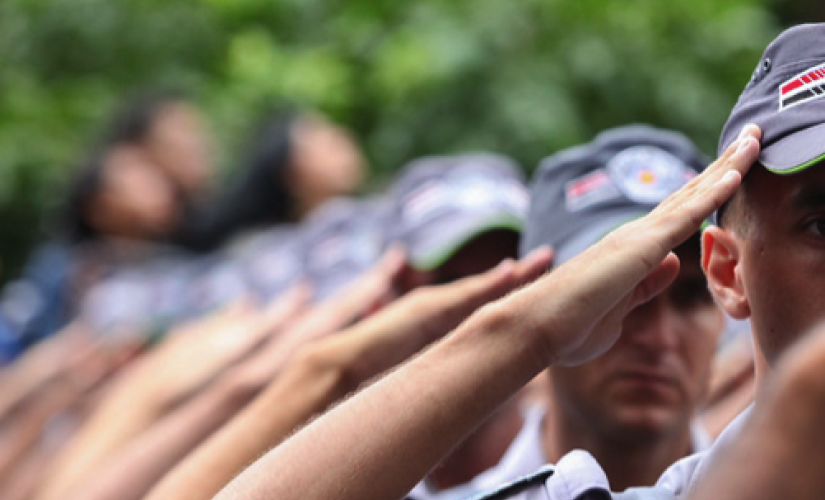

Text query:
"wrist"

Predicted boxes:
[[451, 297, 551, 384]]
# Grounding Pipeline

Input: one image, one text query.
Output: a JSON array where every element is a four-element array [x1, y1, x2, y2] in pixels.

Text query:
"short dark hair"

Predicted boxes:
[[718, 165, 757, 236]]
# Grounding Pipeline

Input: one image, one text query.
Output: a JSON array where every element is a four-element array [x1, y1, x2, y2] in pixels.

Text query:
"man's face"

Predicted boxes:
[[551, 239, 723, 441], [732, 165, 825, 365]]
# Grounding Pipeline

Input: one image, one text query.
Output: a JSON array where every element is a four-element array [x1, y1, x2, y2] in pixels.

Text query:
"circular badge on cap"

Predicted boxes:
[[606, 146, 691, 204]]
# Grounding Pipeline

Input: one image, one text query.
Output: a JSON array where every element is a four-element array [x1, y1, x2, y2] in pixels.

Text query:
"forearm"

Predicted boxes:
[[64, 381, 251, 500], [2, 444, 54, 500], [147, 347, 350, 500], [0, 381, 82, 485], [215, 303, 545, 500], [35, 379, 160, 500]]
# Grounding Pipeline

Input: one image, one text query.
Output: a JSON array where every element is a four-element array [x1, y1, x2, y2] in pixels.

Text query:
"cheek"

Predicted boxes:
[[552, 361, 611, 405], [679, 308, 724, 394], [742, 245, 825, 360]]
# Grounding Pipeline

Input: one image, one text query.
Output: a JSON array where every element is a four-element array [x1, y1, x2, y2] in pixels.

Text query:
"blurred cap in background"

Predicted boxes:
[[302, 196, 392, 301], [520, 124, 709, 264], [390, 153, 529, 271]]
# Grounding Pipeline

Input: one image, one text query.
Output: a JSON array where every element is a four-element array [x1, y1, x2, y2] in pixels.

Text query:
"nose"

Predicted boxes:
[[623, 297, 682, 352]]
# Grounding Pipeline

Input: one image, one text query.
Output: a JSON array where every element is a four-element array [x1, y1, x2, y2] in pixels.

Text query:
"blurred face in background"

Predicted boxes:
[[288, 114, 366, 213], [88, 145, 181, 240], [143, 102, 213, 199], [550, 236, 723, 444]]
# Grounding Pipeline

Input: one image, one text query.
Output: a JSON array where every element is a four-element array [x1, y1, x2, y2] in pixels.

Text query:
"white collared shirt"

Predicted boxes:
[[408, 405, 716, 500]]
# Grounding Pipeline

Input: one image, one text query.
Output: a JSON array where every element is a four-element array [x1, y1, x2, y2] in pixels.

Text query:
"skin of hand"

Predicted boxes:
[[33, 287, 308, 500], [322, 247, 554, 389], [38, 248, 404, 500], [0, 324, 105, 421], [220, 246, 406, 394], [687, 321, 825, 500], [213, 126, 761, 500], [144, 247, 551, 500]]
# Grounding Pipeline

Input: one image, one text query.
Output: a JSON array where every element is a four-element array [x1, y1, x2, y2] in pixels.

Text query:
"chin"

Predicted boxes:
[[609, 405, 682, 439]]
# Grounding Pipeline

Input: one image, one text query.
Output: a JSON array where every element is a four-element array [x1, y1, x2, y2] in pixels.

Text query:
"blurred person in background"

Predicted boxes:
[[406, 127, 722, 500], [0, 143, 185, 498], [175, 109, 367, 252], [133, 153, 534, 500], [386, 154, 536, 498], [98, 89, 213, 205], [207, 121, 759, 500], [29, 153, 531, 500], [0, 139, 183, 361]]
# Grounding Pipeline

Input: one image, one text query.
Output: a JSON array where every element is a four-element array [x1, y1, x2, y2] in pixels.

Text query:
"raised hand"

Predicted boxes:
[[511, 125, 761, 368]]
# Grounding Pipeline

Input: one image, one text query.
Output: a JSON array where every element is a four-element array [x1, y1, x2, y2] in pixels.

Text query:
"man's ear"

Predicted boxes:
[[702, 227, 750, 319]]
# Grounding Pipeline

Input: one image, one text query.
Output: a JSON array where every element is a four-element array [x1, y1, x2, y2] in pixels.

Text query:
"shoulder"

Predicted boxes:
[[656, 407, 753, 498], [469, 450, 612, 500]]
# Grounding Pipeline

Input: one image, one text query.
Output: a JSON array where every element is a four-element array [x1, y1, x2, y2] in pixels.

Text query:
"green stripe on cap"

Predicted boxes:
[[766, 150, 825, 175], [411, 218, 522, 272]]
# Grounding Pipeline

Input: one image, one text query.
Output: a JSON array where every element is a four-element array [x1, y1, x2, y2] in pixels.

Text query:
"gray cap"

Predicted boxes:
[[720, 23, 825, 173], [232, 226, 306, 302], [81, 256, 196, 336], [302, 196, 391, 301], [521, 125, 708, 264], [185, 256, 251, 316], [390, 153, 529, 271]]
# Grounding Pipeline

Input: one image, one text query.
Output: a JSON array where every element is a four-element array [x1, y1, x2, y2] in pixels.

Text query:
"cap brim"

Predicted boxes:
[[554, 212, 645, 265], [760, 121, 825, 174], [409, 213, 523, 271], [554, 211, 710, 265]]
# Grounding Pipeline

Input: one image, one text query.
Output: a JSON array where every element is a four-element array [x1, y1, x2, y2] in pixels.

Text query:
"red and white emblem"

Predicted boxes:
[[779, 62, 825, 111]]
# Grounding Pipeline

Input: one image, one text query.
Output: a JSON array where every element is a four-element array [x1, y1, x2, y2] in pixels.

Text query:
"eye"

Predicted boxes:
[[803, 218, 825, 237]]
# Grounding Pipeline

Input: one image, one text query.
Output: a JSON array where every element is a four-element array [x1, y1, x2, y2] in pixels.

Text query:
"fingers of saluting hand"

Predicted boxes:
[[598, 124, 761, 286], [449, 246, 554, 308], [646, 124, 761, 253], [261, 283, 313, 330], [515, 125, 761, 367]]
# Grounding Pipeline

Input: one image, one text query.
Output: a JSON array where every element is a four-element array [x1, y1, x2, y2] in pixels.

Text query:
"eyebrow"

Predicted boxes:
[[789, 186, 825, 211]]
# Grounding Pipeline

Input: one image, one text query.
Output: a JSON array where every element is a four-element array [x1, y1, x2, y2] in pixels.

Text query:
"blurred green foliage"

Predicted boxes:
[[0, 0, 809, 277]]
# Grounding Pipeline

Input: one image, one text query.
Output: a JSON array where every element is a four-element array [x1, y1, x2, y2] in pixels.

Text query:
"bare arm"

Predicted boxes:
[[146, 249, 551, 500], [47, 249, 404, 500], [35, 292, 306, 500], [61, 379, 250, 500], [214, 128, 760, 500]]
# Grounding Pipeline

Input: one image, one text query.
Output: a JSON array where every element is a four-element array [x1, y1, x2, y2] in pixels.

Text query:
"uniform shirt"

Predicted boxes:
[[408, 405, 714, 500]]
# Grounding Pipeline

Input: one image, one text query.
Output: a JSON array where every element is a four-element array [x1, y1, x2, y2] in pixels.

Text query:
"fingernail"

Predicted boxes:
[[496, 259, 514, 273], [720, 170, 739, 184], [737, 124, 753, 140]]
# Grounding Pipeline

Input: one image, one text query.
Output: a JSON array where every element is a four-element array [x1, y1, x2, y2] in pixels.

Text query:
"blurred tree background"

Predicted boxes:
[[0, 0, 818, 279]]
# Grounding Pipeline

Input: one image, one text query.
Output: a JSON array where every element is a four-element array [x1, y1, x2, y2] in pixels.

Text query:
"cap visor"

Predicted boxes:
[[760, 122, 825, 174], [556, 211, 710, 265], [409, 213, 523, 271], [554, 212, 647, 265]]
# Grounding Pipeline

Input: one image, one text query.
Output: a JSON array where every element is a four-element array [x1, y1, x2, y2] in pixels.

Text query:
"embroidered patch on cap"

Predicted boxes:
[[403, 176, 526, 224], [779, 61, 825, 111], [607, 146, 691, 204], [564, 169, 621, 212]]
